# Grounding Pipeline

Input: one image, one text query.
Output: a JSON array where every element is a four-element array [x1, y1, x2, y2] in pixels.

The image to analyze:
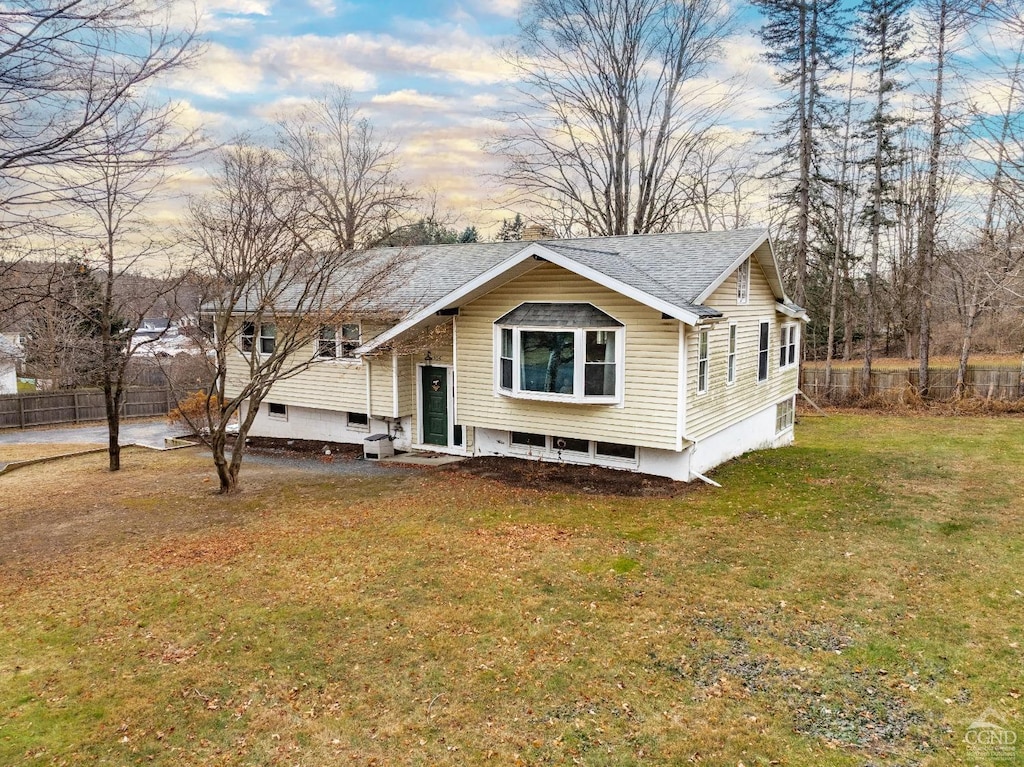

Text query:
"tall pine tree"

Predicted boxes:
[[858, 0, 913, 386], [752, 0, 847, 310]]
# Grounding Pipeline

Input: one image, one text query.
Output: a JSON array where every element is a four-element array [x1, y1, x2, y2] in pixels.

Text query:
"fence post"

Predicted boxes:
[[17, 394, 25, 428]]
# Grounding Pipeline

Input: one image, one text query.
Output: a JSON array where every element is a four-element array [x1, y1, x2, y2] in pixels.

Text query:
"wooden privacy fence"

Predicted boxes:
[[0, 387, 174, 429], [801, 366, 1024, 403]]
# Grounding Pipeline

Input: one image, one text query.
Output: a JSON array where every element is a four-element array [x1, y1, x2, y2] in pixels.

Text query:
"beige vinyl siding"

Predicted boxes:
[[368, 354, 393, 416], [396, 354, 415, 415], [222, 319, 395, 415], [456, 262, 680, 450], [685, 243, 799, 441]]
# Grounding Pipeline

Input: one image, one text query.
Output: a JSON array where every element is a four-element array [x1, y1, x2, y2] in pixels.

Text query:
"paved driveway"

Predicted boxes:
[[0, 418, 412, 477], [0, 418, 184, 450]]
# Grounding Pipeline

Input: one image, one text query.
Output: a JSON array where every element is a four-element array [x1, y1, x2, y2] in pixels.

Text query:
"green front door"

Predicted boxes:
[[421, 366, 448, 446]]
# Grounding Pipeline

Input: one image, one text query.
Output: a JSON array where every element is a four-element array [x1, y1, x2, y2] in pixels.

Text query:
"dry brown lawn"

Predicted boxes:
[[1, 416, 1022, 766]]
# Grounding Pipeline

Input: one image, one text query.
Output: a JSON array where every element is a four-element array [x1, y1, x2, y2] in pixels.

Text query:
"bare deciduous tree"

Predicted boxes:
[[184, 143, 400, 494], [916, 0, 973, 394], [0, 0, 199, 220], [54, 96, 204, 470], [277, 87, 415, 252], [683, 132, 764, 232], [493, 0, 736, 237]]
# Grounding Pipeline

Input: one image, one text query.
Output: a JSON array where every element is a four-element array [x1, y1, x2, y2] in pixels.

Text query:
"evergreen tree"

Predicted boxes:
[[752, 0, 847, 309], [858, 0, 913, 385], [497, 213, 525, 241]]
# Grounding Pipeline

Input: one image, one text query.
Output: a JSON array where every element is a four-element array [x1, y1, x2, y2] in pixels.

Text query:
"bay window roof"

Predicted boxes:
[[495, 302, 623, 328]]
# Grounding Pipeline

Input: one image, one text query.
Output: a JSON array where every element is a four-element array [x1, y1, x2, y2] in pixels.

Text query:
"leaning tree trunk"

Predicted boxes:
[[956, 274, 983, 397], [956, 311, 979, 397]]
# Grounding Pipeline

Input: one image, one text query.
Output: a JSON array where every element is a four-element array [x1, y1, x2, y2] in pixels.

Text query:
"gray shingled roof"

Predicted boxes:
[[235, 229, 775, 320], [365, 228, 768, 316], [496, 302, 624, 327]]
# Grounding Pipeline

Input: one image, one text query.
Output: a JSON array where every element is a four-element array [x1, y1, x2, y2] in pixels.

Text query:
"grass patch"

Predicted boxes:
[[0, 414, 1022, 765], [0, 442, 105, 463]]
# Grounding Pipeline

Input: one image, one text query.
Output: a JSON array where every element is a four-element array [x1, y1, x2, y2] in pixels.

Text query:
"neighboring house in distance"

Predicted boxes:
[[226, 229, 806, 481], [0, 333, 23, 395]]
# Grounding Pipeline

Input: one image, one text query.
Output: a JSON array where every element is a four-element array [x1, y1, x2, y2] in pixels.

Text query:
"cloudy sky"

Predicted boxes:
[[158, 0, 773, 236], [153, 0, 1017, 240]]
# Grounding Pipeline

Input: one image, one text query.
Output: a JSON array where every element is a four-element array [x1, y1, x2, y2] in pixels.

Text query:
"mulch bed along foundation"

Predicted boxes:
[[445, 455, 697, 498], [242, 437, 700, 497]]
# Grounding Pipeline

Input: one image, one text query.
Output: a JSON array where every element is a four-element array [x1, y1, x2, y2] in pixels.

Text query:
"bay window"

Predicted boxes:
[[495, 303, 623, 403]]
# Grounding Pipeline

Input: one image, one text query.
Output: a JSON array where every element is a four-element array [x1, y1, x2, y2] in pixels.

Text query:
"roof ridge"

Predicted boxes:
[[540, 242, 621, 256]]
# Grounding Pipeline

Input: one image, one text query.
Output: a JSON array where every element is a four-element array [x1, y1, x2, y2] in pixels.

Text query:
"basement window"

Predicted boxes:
[[511, 431, 546, 448], [595, 441, 636, 460], [776, 397, 795, 433], [268, 402, 287, 420]]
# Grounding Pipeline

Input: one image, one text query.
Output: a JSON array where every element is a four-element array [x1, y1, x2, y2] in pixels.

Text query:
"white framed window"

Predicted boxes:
[[347, 411, 369, 430], [595, 441, 636, 460], [259, 323, 276, 355], [736, 257, 750, 304], [495, 309, 623, 404], [340, 323, 361, 358], [241, 322, 279, 355], [318, 322, 361, 359], [267, 402, 287, 420], [779, 323, 798, 369], [697, 329, 710, 394], [506, 432, 638, 465], [499, 327, 513, 389], [757, 321, 770, 382], [776, 397, 795, 433], [317, 326, 337, 358], [241, 321, 255, 352], [553, 436, 589, 453], [727, 323, 737, 385]]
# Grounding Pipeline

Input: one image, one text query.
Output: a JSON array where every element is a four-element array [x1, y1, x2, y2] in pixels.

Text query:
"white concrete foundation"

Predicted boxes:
[[243, 399, 795, 484], [688, 400, 794, 476], [246, 402, 412, 450], [469, 399, 794, 482]]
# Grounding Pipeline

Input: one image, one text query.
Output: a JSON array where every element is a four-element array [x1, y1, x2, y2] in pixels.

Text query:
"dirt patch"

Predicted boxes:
[[445, 455, 696, 497], [243, 437, 368, 460]]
